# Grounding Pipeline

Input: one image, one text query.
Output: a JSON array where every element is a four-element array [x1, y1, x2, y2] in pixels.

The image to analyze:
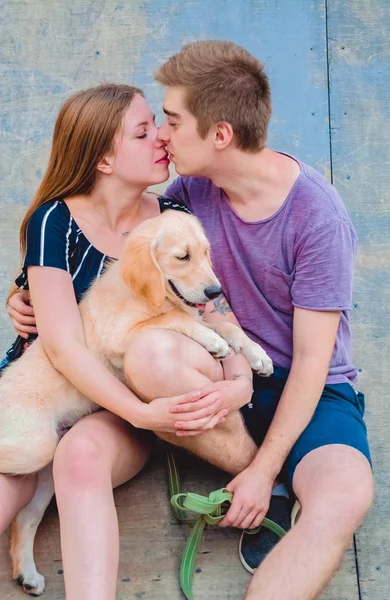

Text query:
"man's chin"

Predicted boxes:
[[173, 163, 196, 177]]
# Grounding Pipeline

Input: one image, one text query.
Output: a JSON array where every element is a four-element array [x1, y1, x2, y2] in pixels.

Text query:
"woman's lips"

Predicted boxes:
[[155, 154, 169, 164]]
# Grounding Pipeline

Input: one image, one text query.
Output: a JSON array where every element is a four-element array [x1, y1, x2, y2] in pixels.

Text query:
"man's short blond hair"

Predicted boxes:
[[155, 40, 272, 152]]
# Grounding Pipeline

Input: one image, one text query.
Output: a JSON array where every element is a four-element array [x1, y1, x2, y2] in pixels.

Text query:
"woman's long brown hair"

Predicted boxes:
[[7, 83, 143, 303]]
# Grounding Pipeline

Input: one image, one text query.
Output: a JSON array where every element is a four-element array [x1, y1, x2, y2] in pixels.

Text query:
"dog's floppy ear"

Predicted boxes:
[[120, 231, 166, 308]]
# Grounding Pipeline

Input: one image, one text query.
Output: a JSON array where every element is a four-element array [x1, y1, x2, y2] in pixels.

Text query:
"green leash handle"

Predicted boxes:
[[167, 449, 287, 600]]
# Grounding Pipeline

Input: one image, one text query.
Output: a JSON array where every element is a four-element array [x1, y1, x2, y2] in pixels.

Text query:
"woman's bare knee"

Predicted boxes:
[[53, 432, 108, 490], [53, 412, 153, 492]]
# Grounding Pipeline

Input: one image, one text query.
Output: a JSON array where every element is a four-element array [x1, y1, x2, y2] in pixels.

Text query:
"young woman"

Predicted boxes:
[[0, 84, 228, 599]]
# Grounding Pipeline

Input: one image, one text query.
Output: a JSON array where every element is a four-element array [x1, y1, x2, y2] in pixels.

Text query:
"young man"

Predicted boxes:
[[151, 41, 373, 600]]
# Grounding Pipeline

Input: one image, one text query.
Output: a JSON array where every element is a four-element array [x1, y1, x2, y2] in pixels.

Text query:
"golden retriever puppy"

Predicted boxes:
[[1, 210, 272, 594], [0, 210, 272, 476]]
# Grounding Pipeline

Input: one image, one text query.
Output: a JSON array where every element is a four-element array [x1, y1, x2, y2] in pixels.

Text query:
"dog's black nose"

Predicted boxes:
[[204, 285, 222, 300]]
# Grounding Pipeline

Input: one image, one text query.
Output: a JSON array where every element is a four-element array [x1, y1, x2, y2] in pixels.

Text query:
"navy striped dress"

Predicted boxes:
[[0, 196, 190, 370]]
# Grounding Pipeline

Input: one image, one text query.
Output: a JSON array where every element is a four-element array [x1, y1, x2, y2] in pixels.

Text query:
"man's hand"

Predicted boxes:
[[218, 465, 274, 530], [170, 378, 253, 418], [7, 291, 37, 339]]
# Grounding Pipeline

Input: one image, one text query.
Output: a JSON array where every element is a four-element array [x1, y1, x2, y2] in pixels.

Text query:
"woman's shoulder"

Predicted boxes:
[[157, 195, 192, 214], [24, 199, 78, 267], [27, 199, 72, 231]]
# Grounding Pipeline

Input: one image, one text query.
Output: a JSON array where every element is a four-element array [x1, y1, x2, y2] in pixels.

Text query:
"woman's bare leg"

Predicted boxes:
[[0, 473, 37, 534], [53, 410, 153, 600]]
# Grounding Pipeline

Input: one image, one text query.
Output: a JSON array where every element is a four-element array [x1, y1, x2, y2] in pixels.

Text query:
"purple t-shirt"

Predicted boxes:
[[165, 157, 359, 385]]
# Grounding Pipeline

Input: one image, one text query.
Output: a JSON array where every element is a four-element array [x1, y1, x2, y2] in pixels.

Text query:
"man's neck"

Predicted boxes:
[[209, 148, 301, 220]]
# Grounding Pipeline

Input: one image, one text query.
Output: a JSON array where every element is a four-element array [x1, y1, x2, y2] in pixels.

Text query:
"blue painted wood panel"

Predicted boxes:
[[327, 1, 390, 597]]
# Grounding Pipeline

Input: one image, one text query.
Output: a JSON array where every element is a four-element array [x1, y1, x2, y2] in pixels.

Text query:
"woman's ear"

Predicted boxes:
[[120, 232, 166, 308], [96, 154, 114, 175]]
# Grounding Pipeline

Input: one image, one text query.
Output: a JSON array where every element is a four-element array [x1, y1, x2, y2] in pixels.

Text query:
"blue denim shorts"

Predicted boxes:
[[240, 366, 371, 489]]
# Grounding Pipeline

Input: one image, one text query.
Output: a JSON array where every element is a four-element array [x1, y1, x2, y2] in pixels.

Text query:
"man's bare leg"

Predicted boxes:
[[244, 445, 373, 600], [124, 329, 257, 475]]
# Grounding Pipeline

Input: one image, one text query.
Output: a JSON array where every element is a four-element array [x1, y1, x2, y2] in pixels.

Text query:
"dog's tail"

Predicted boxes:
[[0, 434, 58, 475]]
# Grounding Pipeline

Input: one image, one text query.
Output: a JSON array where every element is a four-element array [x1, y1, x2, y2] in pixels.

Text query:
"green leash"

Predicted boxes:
[[167, 448, 287, 600]]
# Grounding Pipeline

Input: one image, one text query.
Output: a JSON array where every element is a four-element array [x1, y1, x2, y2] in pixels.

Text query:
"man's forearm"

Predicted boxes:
[[222, 351, 253, 383], [251, 355, 329, 479], [203, 295, 254, 382], [202, 294, 238, 324]]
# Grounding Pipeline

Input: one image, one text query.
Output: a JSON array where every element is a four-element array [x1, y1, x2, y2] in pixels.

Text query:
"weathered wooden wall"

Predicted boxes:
[[327, 2, 390, 598], [0, 1, 388, 598]]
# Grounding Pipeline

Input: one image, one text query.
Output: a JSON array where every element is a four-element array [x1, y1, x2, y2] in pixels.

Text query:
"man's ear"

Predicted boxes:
[[212, 121, 235, 150]]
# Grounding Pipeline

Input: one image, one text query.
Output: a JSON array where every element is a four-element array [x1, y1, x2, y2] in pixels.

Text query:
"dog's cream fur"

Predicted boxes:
[[1, 210, 272, 593]]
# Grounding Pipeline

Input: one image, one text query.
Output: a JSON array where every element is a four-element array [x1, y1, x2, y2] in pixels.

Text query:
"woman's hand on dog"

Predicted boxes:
[[7, 291, 37, 339], [170, 378, 253, 418], [141, 390, 228, 436]]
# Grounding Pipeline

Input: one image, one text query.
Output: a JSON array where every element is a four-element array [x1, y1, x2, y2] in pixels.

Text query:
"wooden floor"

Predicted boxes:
[[0, 449, 362, 600], [1, 1, 389, 599]]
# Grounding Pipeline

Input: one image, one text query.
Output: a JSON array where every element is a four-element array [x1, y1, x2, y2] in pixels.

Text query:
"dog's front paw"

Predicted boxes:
[[246, 345, 274, 376], [202, 331, 230, 359], [16, 571, 46, 596]]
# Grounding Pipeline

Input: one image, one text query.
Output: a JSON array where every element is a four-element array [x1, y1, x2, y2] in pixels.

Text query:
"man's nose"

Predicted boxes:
[[157, 120, 169, 142]]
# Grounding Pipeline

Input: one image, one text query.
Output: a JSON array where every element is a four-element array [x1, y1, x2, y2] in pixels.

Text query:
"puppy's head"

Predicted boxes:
[[120, 210, 222, 309]]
